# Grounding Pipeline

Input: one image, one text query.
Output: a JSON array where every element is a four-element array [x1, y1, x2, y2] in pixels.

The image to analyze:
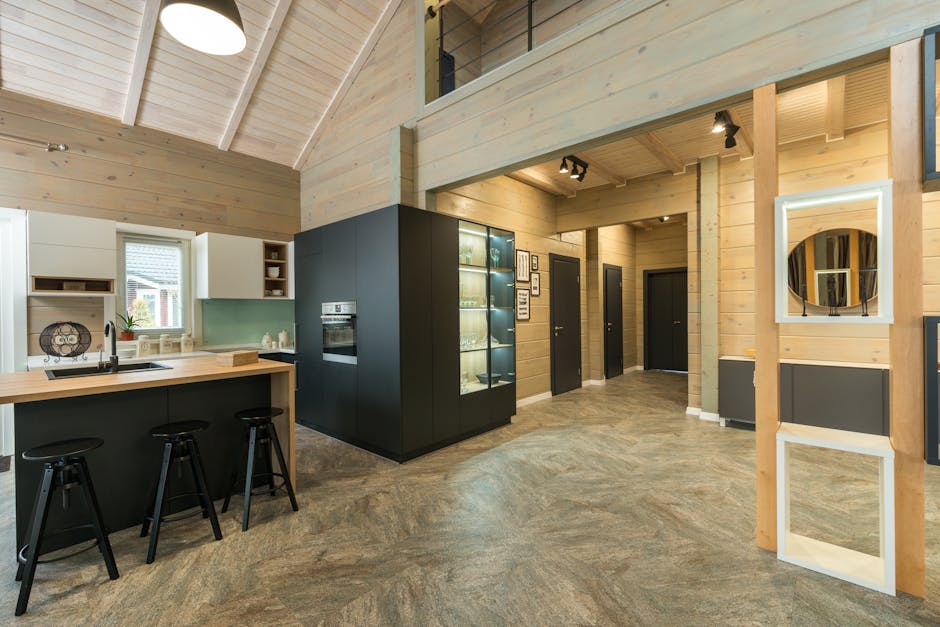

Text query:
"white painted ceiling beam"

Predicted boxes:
[[219, 0, 294, 151], [122, 0, 160, 126], [294, 0, 400, 170]]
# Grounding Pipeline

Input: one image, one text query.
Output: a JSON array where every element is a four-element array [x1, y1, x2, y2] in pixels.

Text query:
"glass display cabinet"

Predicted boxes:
[[458, 220, 515, 395]]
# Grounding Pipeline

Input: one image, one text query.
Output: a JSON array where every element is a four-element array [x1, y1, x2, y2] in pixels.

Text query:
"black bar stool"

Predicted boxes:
[[221, 407, 298, 531], [15, 437, 119, 616], [140, 420, 222, 564]]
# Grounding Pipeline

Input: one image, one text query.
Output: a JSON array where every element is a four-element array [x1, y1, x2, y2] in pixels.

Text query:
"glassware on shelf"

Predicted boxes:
[[490, 247, 500, 268]]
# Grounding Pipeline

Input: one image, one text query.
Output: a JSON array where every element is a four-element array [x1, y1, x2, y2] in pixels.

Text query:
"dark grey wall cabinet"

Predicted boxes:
[[295, 205, 515, 461], [718, 358, 755, 425], [779, 363, 889, 436]]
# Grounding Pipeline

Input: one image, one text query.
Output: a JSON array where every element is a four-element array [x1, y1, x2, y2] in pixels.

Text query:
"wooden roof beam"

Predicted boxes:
[[633, 132, 686, 175], [584, 158, 627, 187], [508, 169, 576, 197], [825, 75, 846, 142], [219, 0, 294, 151], [294, 0, 400, 170], [122, 0, 160, 125]]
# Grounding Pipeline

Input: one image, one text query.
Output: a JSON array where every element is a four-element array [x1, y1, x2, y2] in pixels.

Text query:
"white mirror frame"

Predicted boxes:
[[775, 179, 893, 324]]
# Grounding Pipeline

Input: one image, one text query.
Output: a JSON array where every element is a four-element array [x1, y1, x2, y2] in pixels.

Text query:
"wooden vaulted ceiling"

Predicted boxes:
[[0, 0, 393, 169], [510, 63, 891, 197]]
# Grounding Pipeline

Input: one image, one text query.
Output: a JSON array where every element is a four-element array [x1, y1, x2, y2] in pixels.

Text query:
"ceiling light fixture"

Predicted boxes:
[[713, 110, 740, 149], [659, 216, 670, 223], [561, 155, 589, 182], [0, 132, 68, 152], [160, 0, 247, 56]]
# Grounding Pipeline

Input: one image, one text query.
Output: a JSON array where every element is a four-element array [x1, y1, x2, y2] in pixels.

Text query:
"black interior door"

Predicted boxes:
[[550, 254, 581, 395], [645, 269, 688, 371], [603, 264, 623, 379]]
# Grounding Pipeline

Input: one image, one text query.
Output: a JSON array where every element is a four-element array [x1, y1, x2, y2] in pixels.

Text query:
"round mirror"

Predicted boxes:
[[787, 229, 877, 308]]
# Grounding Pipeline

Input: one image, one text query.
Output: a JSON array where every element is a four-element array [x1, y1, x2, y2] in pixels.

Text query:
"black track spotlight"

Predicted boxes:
[[713, 110, 740, 149], [712, 111, 728, 134], [561, 155, 589, 183], [658, 216, 670, 223]]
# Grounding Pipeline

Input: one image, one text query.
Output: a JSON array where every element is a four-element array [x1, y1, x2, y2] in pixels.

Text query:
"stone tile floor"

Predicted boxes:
[[2, 370, 940, 625]]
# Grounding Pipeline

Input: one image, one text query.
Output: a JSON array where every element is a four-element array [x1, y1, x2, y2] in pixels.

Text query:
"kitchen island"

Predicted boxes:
[[0, 356, 295, 551]]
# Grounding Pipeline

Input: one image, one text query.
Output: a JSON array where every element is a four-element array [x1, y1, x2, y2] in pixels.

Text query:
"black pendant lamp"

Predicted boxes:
[[160, 0, 247, 56]]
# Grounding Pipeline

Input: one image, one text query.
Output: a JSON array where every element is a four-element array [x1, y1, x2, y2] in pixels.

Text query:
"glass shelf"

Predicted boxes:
[[459, 220, 515, 396]]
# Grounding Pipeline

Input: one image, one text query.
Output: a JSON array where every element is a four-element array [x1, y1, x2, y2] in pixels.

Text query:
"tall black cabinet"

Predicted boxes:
[[294, 204, 515, 461]]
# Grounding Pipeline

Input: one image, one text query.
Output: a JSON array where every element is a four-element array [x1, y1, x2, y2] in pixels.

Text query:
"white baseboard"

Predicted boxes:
[[699, 411, 720, 423], [624, 365, 641, 374], [686, 406, 701, 416], [517, 391, 552, 407], [583, 379, 605, 387]]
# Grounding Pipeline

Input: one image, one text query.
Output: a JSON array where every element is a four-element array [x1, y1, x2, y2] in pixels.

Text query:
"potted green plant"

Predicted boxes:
[[116, 312, 139, 341]]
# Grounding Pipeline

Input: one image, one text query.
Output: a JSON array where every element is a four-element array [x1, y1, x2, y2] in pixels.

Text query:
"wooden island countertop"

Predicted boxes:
[[0, 356, 293, 405]]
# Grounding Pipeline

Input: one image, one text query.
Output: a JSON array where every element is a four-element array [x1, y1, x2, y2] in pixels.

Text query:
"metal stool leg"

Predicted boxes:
[[242, 425, 258, 532], [145, 441, 174, 564], [15, 464, 56, 616], [16, 464, 49, 583], [186, 438, 222, 541], [262, 438, 276, 496], [268, 423, 298, 513], [75, 457, 119, 580]]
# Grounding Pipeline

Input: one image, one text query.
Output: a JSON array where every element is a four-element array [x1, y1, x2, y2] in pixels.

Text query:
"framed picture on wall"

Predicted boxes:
[[516, 288, 530, 320], [516, 249, 530, 282], [531, 254, 539, 271], [530, 272, 540, 296]]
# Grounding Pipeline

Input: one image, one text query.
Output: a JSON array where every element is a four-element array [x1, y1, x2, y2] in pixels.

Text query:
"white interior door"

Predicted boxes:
[[0, 209, 27, 456]]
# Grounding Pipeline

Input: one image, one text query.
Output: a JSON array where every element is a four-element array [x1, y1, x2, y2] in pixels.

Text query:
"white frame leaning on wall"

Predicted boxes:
[[774, 179, 894, 324]]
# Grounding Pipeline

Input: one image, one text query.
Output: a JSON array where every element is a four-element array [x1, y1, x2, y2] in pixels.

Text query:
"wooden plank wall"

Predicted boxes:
[[413, 0, 936, 194], [598, 224, 636, 372], [436, 176, 588, 400], [479, 0, 617, 74], [27, 296, 105, 357], [0, 91, 300, 241], [299, 0, 416, 229], [443, 3, 482, 89], [719, 121, 890, 362], [634, 220, 688, 368]]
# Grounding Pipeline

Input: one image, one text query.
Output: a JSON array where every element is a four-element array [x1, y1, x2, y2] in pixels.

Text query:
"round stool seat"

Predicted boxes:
[[149, 420, 209, 438], [22, 438, 103, 462], [234, 406, 283, 423]]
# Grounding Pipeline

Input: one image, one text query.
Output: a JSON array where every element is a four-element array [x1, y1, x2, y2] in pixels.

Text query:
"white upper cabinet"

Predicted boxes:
[[195, 232, 295, 300], [27, 212, 117, 293]]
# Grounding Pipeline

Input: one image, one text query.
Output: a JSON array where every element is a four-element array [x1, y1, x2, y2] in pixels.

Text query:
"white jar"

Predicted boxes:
[[138, 335, 153, 358], [159, 334, 172, 354], [180, 333, 194, 353]]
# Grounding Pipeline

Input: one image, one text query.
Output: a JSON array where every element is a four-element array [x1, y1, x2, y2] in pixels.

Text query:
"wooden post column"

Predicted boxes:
[[889, 38, 925, 598], [753, 83, 779, 551], [699, 156, 720, 418]]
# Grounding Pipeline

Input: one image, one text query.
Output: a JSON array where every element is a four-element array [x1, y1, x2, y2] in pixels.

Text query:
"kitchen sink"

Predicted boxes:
[[45, 362, 172, 380]]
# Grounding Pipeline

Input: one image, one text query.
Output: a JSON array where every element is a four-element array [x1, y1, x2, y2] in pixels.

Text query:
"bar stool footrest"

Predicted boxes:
[[17, 525, 99, 566]]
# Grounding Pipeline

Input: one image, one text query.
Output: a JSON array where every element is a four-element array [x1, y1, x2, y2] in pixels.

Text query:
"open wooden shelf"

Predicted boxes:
[[263, 241, 289, 299], [31, 276, 114, 295]]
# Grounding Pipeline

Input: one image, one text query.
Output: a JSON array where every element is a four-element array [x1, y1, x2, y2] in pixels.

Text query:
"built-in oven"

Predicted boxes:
[[321, 301, 357, 364]]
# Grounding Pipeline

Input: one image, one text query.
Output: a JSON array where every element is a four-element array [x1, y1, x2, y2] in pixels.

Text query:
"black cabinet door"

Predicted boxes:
[[294, 230, 322, 430], [645, 270, 688, 371], [355, 207, 401, 454]]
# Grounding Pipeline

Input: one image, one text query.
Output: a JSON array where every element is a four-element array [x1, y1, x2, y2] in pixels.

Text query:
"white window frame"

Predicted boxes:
[[117, 233, 190, 335]]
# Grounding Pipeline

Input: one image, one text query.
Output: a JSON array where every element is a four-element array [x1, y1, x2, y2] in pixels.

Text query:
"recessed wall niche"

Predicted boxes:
[[775, 180, 893, 324]]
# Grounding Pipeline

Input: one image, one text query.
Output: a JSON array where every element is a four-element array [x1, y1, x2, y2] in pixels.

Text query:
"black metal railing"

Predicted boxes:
[[434, 0, 588, 98]]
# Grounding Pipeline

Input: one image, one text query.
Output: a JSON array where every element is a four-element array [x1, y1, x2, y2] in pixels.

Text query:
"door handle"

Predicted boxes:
[[673, 320, 681, 325], [553, 325, 564, 331]]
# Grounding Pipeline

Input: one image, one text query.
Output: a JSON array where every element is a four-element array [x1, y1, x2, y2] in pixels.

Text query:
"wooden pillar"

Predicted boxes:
[[888, 38, 925, 598], [699, 156, 720, 417], [389, 125, 416, 206], [423, 0, 440, 105], [753, 83, 779, 551]]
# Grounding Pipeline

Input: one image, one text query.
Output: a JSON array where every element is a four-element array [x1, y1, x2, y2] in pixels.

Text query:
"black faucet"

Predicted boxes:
[[104, 321, 119, 374]]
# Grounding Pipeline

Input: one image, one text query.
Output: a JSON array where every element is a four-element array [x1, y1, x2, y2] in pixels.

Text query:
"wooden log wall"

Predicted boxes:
[[0, 91, 299, 241], [300, 0, 416, 229], [436, 176, 588, 400]]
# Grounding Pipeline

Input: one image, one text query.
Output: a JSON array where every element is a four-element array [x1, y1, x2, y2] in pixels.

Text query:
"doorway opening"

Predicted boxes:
[[643, 268, 689, 372], [549, 253, 581, 396]]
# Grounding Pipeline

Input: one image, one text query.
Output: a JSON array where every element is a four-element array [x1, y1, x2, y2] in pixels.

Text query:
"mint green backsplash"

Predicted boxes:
[[201, 300, 295, 346]]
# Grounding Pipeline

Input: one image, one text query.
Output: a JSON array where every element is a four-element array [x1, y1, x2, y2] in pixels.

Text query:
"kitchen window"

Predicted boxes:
[[118, 234, 189, 333]]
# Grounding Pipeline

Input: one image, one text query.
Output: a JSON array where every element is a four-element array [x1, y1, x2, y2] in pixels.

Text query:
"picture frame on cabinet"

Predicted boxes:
[[531, 254, 539, 271], [530, 272, 540, 296], [516, 288, 530, 320], [516, 249, 530, 282]]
